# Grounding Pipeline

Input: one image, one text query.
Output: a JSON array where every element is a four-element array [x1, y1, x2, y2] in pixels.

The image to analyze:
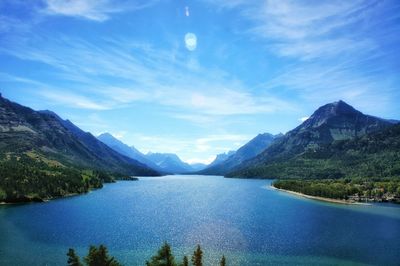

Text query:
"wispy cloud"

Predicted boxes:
[[129, 133, 250, 164], [39, 90, 112, 110], [204, 0, 400, 115], [208, 0, 386, 60], [0, 34, 296, 118], [194, 134, 250, 153], [263, 59, 398, 115], [185, 156, 216, 165], [2, 0, 399, 162], [44, 0, 156, 21]]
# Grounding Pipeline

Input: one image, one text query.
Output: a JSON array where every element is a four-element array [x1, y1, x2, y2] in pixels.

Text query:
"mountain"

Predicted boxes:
[[190, 163, 207, 171], [0, 94, 159, 176], [207, 151, 236, 168], [0, 94, 161, 202], [97, 133, 207, 174], [145, 152, 193, 173], [230, 123, 400, 180], [200, 133, 280, 175], [43, 114, 160, 176], [97, 133, 163, 172], [227, 100, 396, 178]]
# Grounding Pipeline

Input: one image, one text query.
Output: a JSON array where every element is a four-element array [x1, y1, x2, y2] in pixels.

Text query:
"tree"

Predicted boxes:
[[146, 242, 177, 266], [191, 245, 203, 266], [220, 255, 226, 266], [67, 248, 82, 266], [181, 256, 189, 266], [84, 245, 121, 266]]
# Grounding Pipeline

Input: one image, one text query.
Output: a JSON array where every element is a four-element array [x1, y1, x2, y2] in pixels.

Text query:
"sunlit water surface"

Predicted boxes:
[[1, 175, 399, 265]]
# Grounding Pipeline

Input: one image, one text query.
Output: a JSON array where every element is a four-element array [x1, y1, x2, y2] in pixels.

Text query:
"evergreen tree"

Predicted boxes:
[[67, 248, 82, 266], [146, 242, 177, 266], [84, 245, 121, 266], [220, 255, 226, 266], [191, 245, 203, 266], [181, 256, 189, 266]]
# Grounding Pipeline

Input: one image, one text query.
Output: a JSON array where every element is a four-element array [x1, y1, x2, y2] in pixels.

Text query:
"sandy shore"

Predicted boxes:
[[270, 184, 369, 205]]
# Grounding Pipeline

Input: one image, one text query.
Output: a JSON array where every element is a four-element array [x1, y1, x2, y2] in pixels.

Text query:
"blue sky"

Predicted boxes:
[[0, 0, 399, 164]]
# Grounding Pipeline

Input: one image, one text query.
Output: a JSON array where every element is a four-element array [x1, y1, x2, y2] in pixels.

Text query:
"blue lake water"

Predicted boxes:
[[0, 175, 400, 265]]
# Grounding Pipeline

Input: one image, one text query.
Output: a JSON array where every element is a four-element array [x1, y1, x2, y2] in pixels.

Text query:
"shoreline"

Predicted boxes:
[[0, 192, 82, 206], [0, 179, 135, 206], [270, 184, 370, 205]]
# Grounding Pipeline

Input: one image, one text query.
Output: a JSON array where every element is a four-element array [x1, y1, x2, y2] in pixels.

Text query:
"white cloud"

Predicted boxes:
[[299, 116, 309, 122], [194, 134, 249, 153], [263, 59, 397, 115], [200, 0, 399, 115], [273, 38, 376, 61], [186, 156, 216, 165], [40, 90, 112, 110], [0, 72, 47, 87], [111, 131, 126, 140], [0, 34, 296, 119], [126, 133, 249, 165], [207, 0, 383, 60], [44, 0, 156, 21]]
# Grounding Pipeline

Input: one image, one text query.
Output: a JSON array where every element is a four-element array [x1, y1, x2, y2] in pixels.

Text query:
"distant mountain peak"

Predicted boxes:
[[98, 132, 115, 139], [145, 152, 193, 173], [256, 132, 274, 138], [199, 132, 280, 175]]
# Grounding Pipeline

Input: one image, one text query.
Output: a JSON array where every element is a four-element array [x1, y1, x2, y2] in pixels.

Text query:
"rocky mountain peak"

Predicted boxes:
[[302, 100, 360, 128]]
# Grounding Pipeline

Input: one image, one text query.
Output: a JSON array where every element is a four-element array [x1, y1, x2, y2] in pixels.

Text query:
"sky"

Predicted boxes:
[[0, 0, 399, 164]]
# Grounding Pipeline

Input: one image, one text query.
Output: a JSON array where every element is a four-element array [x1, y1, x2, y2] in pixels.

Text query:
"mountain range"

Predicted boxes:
[[0, 94, 159, 176], [97, 133, 163, 172], [1, 94, 399, 202], [229, 122, 400, 180], [224, 100, 398, 178], [199, 133, 281, 175], [145, 152, 195, 173], [97, 133, 206, 173], [207, 151, 236, 168]]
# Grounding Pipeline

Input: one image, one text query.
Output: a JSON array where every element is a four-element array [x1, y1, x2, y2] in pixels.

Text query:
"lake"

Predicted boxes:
[[1, 175, 400, 265]]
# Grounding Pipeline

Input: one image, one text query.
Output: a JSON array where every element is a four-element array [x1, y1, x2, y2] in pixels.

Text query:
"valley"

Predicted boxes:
[[1, 95, 399, 205]]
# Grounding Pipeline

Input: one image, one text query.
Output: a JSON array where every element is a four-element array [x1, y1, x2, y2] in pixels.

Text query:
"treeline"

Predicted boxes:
[[67, 242, 227, 266], [0, 152, 116, 203], [228, 124, 400, 179], [273, 178, 400, 202]]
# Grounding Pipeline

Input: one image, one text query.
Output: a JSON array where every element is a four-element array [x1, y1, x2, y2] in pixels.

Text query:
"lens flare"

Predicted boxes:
[[185, 33, 197, 51]]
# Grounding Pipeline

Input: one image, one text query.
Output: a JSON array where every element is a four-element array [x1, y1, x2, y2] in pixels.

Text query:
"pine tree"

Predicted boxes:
[[220, 255, 226, 266], [146, 242, 177, 266], [67, 248, 82, 266], [181, 255, 189, 266], [191, 245, 203, 266], [84, 245, 121, 266]]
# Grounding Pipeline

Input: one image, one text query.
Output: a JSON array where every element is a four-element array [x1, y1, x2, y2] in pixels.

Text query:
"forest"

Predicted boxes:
[[273, 178, 400, 202], [67, 242, 226, 266], [228, 124, 400, 180], [0, 151, 117, 203]]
